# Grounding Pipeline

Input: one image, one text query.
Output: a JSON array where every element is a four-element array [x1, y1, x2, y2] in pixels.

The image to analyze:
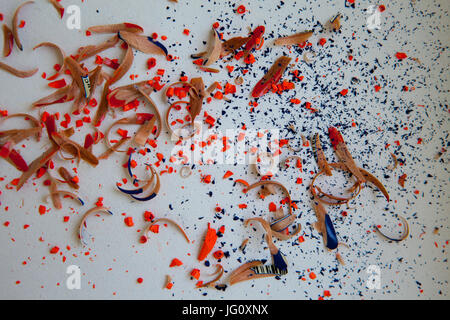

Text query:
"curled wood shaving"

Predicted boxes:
[[180, 165, 192, 178], [49, 0, 64, 18], [32, 83, 75, 107], [312, 162, 390, 205], [86, 65, 103, 101], [51, 132, 99, 167], [165, 101, 200, 141], [329, 127, 365, 184], [189, 77, 206, 123], [349, 165, 389, 202], [117, 172, 155, 196], [198, 66, 220, 73], [87, 23, 144, 34], [312, 133, 332, 176], [109, 44, 134, 84], [58, 167, 79, 189], [33, 41, 67, 73], [135, 85, 162, 138], [329, 13, 341, 31], [311, 165, 362, 206], [118, 31, 166, 55], [203, 28, 222, 66], [164, 275, 172, 289], [336, 252, 345, 265], [398, 173, 407, 188], [12, 1, 34, 51], [0, 128, 41, 147], [128, 166, 160, 201], [221, 36, 249, 58], [79, 206, 113, 246], [77, 35, 119, 62], [93, 81, 111, 126], [239, 238, 249, 252], [104, 117, 136, 152], [312, 196, 339, 250], [48, 174, 62, 209], [246, 216, 300, 242], [108, 80, 153, 108], [58, 140, 81, 163], [0, 113, 42, 141], [0, 61, 38, 78], [98, 137, 131, 160], [374, 215, 409, 242], [197, 264, 224, 288], [143, 218, 190, 243], [65, 56, 89, 96], [229, 261, 269, 285], [2, 25, 13, 57], [133, 116, 156, 146], [387, 152, 398, 171], [16, 128, 74, 190], [270, 214, 296, 233], [274, 31, 313, 46], [126, 157, 156, 184], [104, 114, 154, 152], [45, 190, 84, 207], [234, 76, 243, 85], [312, 197, 327, 238], [17, 146, 58, 190]]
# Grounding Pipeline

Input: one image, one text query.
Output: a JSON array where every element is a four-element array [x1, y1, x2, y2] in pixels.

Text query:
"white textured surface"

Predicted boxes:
[[0, 0, 449, 299]]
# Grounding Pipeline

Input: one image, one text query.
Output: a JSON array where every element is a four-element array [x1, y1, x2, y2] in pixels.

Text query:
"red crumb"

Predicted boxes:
[[50, 246, 60, 254], [124, 217, 134, 227], [169, 258, 183, 267]]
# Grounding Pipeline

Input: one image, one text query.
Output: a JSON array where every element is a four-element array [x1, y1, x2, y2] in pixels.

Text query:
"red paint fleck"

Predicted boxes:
[[48, 78, 67, 89], [144, 211, 154, 222], [340, 89, 348, 96], [236, 5, 246, 14], [395, 52, 407, 60], [50, 246, 60, 254], [268, 202, 277, 212], [213, 250, 224, 259], [169, 258, 183, 267], [124, 217, 134, 227], [39, 205, 46, 215], [190, 268, 200, 280]]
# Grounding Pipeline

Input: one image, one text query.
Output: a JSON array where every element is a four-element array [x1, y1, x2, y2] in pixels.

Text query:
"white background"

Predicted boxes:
[[0, 0, 448, 299]]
